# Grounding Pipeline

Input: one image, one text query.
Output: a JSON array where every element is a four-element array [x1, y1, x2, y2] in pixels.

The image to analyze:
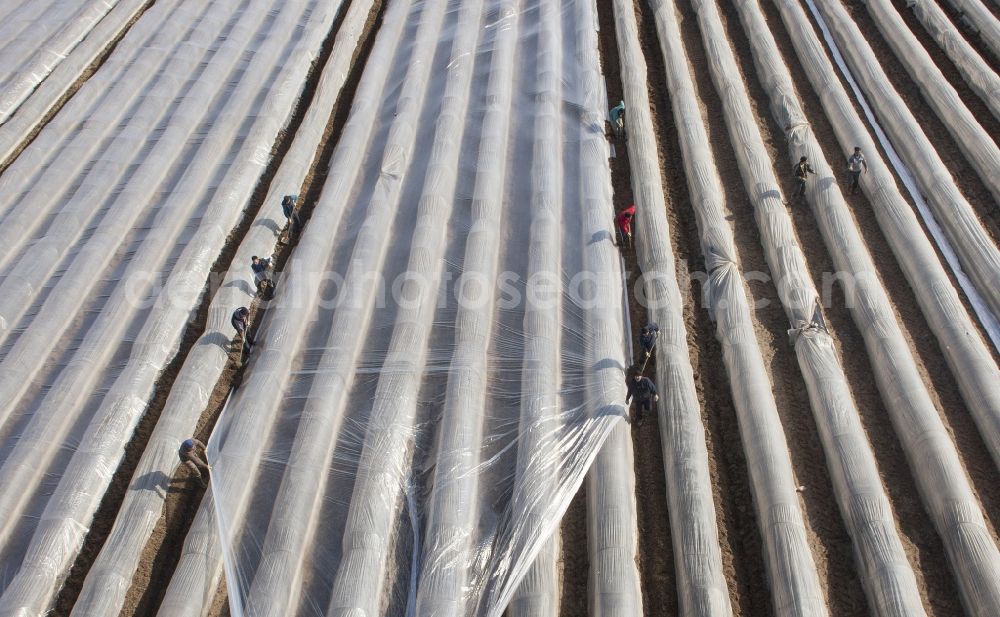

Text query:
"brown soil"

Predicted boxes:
[[558, 484, 589, 616], [25, 0, 1000, 614], [799, 0, 1000, 533], [44, 0, 387, 614], [0, 0, 159, 175], [675, 0, 884, 613]]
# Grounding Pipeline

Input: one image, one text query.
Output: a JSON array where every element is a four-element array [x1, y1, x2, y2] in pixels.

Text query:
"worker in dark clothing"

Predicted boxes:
[[616, 204, 636, 249], [231, 306, 254, 351], [846, 147, 868, 194], [640, 322, 659, 357], [625, 368, 659, 427], [178, 438, 210, 487], [793, 155, 815, 200], [281, 194, 301, 238], [251, 255, 273, 293]]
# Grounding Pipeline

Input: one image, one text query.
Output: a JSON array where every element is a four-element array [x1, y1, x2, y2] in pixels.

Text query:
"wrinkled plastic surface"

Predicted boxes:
[[0, 0, 340, 613], [611, 0, 732, 614], [796, 3, 1000, 613], [781, 0, 1000, 483], [156, 0, 631, 614], [732, 0, 961, 613], [939, 0, 1000, 59]]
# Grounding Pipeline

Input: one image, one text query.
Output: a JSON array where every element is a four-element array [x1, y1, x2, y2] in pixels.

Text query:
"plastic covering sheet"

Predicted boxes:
[[649, 0, 829, 613], [808, 0, 1000, 326], [940, 0, 1000, 59], [66, 1, 375, 615], [159, 0, 630, 614], [906, 0, 1000, 120], [0, 0, 123, 124], [0, 0, 151, 163], [856, 0, 1000, 204], [610, 0, 731, 615], [0, 0, 341, 613]]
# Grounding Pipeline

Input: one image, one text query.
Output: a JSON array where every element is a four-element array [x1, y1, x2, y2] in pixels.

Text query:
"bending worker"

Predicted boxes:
[[616, 204, 636, 249], [178, 438, 210, 487], [640, 322, 659, 358], [231, 306, 254, 350], [251, 255, 273, 293]]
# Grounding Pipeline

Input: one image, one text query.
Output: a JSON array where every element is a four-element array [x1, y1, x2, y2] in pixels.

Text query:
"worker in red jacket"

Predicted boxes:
[[616, 204, 636, 249]]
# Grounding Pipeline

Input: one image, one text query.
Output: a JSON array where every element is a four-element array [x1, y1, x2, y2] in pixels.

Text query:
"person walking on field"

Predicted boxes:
[[846, 147, 868, 194], [616, 204, 636, 249], [178, 438, 210, 487], [625, 367, 659, 427], [793, 155, 815, 200]]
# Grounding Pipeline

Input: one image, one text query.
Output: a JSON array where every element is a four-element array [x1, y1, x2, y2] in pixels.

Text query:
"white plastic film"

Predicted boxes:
[[161, 0, 424, 612], [576, 0, 643, 613], [787, 3, 1000, 614], [506, 0, 564, 613], [734, 0, 1000, 613], [777, 0, 1000, 489], [905, 0, 1000, 120], [0, 0, 151, 164], [0, 0, 122, 125], [161, 0, 632, 615], [610, 0, 732, 614]]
